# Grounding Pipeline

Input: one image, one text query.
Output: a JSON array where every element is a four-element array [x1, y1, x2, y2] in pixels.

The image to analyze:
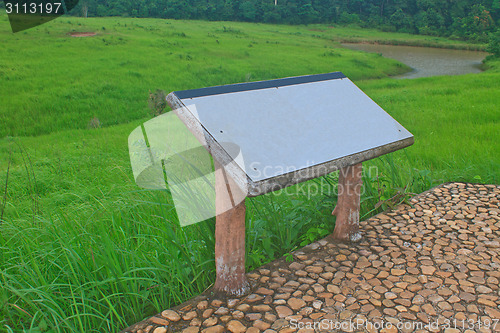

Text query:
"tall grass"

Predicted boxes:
[[0, 187, 217, 332], [0, 147, 438, 332]]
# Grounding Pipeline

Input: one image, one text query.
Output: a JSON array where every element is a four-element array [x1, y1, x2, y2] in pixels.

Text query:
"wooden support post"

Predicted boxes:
[[332, 163, 363, 241], [213, 161, 250, 296]]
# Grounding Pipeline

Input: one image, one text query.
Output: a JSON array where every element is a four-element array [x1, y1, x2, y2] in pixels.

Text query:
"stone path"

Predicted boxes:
[[121, 183, 500, 333]]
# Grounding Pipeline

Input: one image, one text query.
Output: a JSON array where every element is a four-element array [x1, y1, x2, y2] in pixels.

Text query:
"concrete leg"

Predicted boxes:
[[213, 161, 250, 296], [332, 163, 363, 241]]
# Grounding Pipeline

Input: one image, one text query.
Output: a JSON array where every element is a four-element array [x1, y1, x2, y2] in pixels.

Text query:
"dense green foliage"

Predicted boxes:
[[0, 15, 499, 333], [487, 28, 500, 56], [71, 0, 500, 42]]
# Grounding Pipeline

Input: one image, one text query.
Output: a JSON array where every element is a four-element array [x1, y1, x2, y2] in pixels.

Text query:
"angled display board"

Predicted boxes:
[[167, 72, 413, 196]]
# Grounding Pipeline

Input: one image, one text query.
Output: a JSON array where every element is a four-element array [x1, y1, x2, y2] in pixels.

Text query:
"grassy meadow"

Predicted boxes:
[[0, 15, 411, 138], [0, 14, 499, 332]]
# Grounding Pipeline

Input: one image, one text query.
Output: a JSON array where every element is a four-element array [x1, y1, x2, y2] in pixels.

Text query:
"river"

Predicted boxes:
[[342, 43, 487, 79]]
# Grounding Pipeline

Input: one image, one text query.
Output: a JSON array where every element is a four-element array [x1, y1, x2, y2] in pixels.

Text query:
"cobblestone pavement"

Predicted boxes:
[[122, 183, 500, 333]]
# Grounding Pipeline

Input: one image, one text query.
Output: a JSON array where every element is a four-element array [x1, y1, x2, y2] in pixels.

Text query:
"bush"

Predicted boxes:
[[338, 12, 361, 25], [147, 89, 167, 117], [486, 29, 500, 57]]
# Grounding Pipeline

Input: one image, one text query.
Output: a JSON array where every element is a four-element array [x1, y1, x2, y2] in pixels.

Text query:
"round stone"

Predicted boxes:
[[385, 292, 397, 300], [276, 305, 293, 318], [197, 301, 208, 310], [227, 320, 246, 333], [153, 328, 167, 333], [421, 266, 436, 275], [391, 269, 406, 276], [183, 311, 198, 321], [203, 317, 217, 327], [201, 326, 225, 333], [161, 310, 181, 322], [287, 298, 306, 310]]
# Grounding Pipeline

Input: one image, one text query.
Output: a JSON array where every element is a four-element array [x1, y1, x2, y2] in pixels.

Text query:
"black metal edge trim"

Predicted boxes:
[[174, 72, 346, 99]]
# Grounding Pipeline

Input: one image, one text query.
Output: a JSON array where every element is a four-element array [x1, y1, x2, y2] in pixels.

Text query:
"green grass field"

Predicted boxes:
[[0, 14, 499, 332], [0, 15, 411, 138]]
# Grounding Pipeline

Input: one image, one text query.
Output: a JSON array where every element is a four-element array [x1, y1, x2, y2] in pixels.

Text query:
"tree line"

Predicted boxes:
[[75, 0, 499, 42]]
